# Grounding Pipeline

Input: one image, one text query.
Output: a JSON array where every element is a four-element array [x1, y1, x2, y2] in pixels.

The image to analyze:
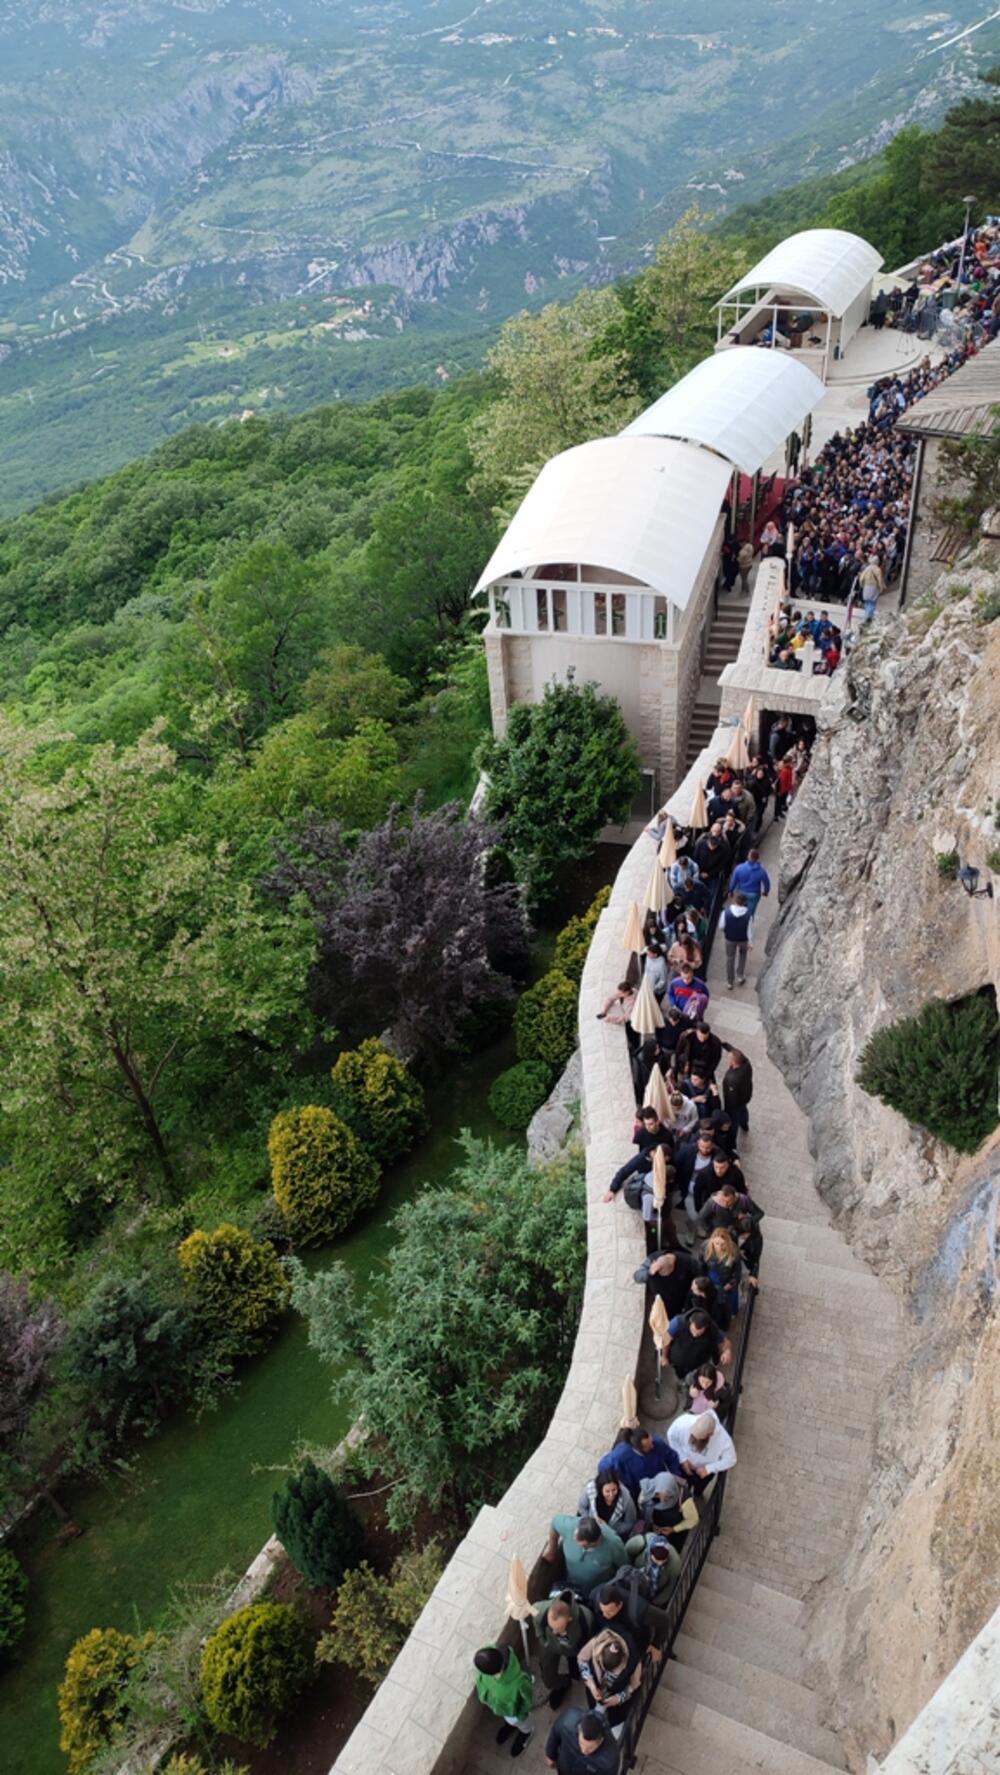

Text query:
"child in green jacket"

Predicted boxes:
[[473, 1644, 534, 1758]]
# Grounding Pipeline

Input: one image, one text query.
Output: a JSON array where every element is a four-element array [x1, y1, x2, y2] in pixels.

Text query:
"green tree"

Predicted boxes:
[[552, 886, 612, 984], [199, 1601, 311, 1748], [598, 209, 748, 400], [479, 676, 641, 904], [64, 1274, 197, 1434], [58, 1626, 155, 1775], [328, 1039, 427, 1163], [0, 1548, 28, 1657], [358, 484, 497, 680], [177, 1223, 290, 1356], [922, 68, 1000, 224], [0, 718, 313, 1198], [488, 1060, 553, 1132], [268, 1106, 380, 1245], [287, 1136, 586, 1526], [302, 645, 409, 739], [825, 128, 937, 267], [271, 1456, 365, 1589], [470, 288, 641, 506], [215, 715, 400, 830], [167, 541, 333, 765]]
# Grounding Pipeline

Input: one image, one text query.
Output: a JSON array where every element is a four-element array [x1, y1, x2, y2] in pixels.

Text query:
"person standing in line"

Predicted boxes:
[[531, 1594, 595, 1710], [737, 538, 754, 595], [474, 1644, 534, 1758], [721, 1045, 753, 1133], [858, 556, 884, 622], [544, 1706, 622, 1774], [774, 755, 795, 820], [721, 890, 753, 990]]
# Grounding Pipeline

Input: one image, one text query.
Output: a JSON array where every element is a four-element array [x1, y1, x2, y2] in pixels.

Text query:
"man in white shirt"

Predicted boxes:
[[666, 1410, 737, 1495]]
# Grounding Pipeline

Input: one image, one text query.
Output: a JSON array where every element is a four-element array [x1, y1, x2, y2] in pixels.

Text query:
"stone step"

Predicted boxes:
[[657, 1663, 848, 1769], [758, 1247, 889, 1299], [680, 1602, 807, 1681], [681, 1584, 807, 1654], [699, 1560, 805, 1623], [636, 1730, 745, 1775], [671, 1628, 823, 1722], [648, 1695, 846, 1775]]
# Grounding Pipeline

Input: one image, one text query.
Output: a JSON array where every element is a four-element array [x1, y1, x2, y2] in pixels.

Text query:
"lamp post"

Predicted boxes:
[[956, 195, 976, 285], [958, 864, 993, 900]]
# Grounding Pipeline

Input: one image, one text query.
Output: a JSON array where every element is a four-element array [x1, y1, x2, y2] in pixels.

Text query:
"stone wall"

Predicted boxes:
[[330, 833, 652, 1775], [757, 561, 1000, 1761]]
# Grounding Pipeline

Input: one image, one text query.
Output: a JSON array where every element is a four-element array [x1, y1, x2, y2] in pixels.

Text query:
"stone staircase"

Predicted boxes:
[[685, 593, 753, 764]]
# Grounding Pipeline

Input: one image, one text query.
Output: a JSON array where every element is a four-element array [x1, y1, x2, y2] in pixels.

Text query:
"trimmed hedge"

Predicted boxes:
[[58, 1627, 154, 1774], [199, 1601, 311, 1748], [268, 1105, 380, 1245], [857, 992, 999, 1154], [552, 885, 612, 984], [329, 1039, 427, 1163], [514, 969, 578, 1074], [178, 1222, 289, 1356], [316, 1543, 445, 1686], [488, 1060, 553, 1131]]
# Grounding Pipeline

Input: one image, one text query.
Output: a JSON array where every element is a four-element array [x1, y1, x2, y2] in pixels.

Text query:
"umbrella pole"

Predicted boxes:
[[518, 1615, 532, 1672], [657, 1205, 663, 1252], [654, 1341, 662, 1403]]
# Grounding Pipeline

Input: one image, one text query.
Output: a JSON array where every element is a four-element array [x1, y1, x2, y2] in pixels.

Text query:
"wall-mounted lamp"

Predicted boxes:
[[958, 864, 993, 899]]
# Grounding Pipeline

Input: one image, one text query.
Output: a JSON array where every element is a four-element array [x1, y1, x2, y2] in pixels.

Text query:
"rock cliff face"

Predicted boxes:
[[758, 562, 1000, 1762]]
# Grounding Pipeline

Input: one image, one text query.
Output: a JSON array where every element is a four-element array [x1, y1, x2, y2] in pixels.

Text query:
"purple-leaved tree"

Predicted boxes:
[[0, 1272, 64, 1513], [267, 803, 530, 1062]]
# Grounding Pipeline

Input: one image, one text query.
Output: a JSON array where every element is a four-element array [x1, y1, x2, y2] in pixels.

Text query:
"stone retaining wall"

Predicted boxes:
[[330, 831, 652, 1775]]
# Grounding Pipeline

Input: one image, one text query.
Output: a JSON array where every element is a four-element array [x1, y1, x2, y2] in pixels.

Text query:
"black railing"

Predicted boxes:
[[618, 1282, 757, 1770]]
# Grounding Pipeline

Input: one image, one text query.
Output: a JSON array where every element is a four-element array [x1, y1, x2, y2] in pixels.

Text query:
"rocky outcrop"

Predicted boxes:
[[758, 563, 1000, 1762], [526, 1048, 581, 1164]]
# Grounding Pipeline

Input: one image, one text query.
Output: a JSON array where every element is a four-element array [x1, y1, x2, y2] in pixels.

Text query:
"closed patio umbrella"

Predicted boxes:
[[650, 1143, 669, 1251], [726, 721, 749, 771], [643, 856, 671, 916], [742, 698, 756, 750], [630, 973, 661, 1039], [649, 1294, 670, 1401], [643, 1063, 671, 1123], [657, 818, 678, 871], [622, 1376, 638, 1429], [689, 780, 709, 830], [506, 1555, 533, 1669], [622, 899, 645, 971]]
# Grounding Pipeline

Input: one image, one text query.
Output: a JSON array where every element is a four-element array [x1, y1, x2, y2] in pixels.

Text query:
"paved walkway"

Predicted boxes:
[[465, 814, 901, 1775]]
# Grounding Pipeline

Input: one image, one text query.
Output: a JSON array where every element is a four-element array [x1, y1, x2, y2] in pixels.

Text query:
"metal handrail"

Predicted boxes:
[[618, 1284, 757, 1770]]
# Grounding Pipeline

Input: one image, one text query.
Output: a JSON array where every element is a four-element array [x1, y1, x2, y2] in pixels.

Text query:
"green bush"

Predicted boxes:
[[58, 1626, 154, 1774], [0, 1549, 28, 1657], [552, 885, 612, 984], [178, 1223, 289, 1357], [272, 1457, 365, 1589], [935, 850, 960, 879], [268, 1106, 380, 1245], [858, 994, 1000, 1154], [488, 1060, 552, 1131], [316, 1542, 445, 1686], [329, 1039, 427, 1163], [514, 969, 578, 1073], [199, 1601, 311, 1748]]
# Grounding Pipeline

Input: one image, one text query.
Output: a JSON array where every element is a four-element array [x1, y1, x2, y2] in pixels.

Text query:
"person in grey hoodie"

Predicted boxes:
[[576, 1473, 638, 1537]]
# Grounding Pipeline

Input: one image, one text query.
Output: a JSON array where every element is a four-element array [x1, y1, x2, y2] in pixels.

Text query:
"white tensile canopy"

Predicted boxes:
[[717, 228, 884, 319], [473, 435, 733, 613], [622, 349, 825, 475]]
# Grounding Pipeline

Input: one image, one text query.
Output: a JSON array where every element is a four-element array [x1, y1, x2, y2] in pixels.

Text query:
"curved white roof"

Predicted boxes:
[[718, 228, 883, 319], [474, 435, 732, 611], [622, 349, 825, 474]]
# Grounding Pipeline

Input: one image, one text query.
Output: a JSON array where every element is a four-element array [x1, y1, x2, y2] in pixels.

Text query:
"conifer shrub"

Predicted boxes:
[[161, 1760, 248, 1775], [271, 1457, 364, 1589], [316, 1542, 445, 1686], [514, 969, 578, 1074], [199, 1601, 311, 1748], [552, 885, 612, 983], [328, 1039, 427, 1163], [857, 993, 1000, 1154], [177, 1223, 289, 1356], [268, 1106, 380, 1245], [488, 1060, 553, 1131], [0, 1549, 28, 1657], [58, 1626, 155, 1774]]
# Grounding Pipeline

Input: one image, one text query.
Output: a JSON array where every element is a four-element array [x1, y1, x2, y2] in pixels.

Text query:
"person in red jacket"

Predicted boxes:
[[774, 756, 796, 820]]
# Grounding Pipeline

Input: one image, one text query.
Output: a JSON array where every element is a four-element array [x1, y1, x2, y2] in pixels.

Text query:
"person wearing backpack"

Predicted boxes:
[[576, 1619, 642, 1736], [531, 1592, 595, 1708], [721, 889, 753, 990]]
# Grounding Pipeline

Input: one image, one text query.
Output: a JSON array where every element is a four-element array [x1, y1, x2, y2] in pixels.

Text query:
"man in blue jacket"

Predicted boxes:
[[728, 848, 771, 919], [597, 1425, 677, 1502]]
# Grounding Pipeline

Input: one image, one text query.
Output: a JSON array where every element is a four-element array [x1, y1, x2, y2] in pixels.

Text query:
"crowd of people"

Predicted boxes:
[[468, 719, 820, 1769], [886, 215, 1000, 348]]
